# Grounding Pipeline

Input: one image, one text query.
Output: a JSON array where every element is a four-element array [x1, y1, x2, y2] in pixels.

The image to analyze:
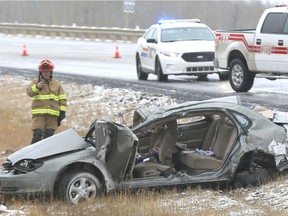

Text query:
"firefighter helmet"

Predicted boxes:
[[38, 60, 54, 72]]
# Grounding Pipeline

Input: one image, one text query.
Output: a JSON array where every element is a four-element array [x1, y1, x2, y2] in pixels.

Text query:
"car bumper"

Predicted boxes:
[[161, 57, 217, 75], [0, 169, 57, 195]]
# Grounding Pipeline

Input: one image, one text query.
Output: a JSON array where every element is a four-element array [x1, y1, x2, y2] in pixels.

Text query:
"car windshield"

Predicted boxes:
[[161, 27, 215, 42]]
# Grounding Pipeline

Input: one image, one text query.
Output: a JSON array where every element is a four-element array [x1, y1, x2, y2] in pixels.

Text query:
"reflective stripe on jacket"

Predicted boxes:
[[27, 78, 67, 117]]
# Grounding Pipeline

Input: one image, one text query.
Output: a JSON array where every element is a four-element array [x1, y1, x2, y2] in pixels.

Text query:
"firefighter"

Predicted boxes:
[[27, 60, 67, 144]]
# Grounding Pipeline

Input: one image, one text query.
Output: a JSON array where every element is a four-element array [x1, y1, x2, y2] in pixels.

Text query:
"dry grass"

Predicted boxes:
[[1, 75, 288, 215], [0, 75, 32, 150]]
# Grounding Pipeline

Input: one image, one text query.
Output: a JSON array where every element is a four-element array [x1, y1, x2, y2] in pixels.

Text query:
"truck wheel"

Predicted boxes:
[[155, 57, 168, 82], [229, 59, 255, 92], [136, 54, 148, 80], [58, 171, 102, 204]]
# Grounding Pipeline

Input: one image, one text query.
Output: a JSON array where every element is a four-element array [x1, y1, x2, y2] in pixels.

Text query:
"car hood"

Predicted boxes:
[[8, 128, 89, 164], [159, 40, 215, 53]]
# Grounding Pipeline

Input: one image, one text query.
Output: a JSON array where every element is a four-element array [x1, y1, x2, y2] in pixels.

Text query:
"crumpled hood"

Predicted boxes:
[[8, 128, 90, 164], [158, 40, 215, 53]]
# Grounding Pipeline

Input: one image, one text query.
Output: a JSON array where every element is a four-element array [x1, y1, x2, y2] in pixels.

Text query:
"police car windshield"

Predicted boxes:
[[161, 27, 214, 42]]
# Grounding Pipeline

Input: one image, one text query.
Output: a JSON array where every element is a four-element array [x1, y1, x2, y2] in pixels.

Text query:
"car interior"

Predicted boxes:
[[132, 111, 238, 178]]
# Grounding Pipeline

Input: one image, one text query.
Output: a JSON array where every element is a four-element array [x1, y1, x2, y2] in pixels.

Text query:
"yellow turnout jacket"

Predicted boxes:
[[27, 78, 67, 117]]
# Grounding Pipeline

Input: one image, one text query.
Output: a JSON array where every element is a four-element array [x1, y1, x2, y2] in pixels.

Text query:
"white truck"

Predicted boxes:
[[214, 5, 288, 92]]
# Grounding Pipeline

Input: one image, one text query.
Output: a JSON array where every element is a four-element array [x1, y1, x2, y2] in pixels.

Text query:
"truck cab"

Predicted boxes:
[[254, 6, 288, 73]]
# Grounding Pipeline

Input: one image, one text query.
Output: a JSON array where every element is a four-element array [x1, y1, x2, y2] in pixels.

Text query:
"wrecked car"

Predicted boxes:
[[0, 96, 288, 204]]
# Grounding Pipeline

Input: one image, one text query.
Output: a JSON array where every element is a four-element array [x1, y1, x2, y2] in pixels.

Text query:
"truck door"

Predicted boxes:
[[255, 12, 288, 73]]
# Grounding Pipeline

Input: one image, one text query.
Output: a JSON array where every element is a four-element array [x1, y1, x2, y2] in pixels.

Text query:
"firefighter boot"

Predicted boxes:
[[44, 128, 55, 138], [31, 128, 43, 144]]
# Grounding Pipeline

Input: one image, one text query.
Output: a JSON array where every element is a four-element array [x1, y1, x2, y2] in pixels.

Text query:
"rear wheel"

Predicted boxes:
[[136, 54, 148, 80], [155, 57, 168, 82], [233, 167, 273, 187], [229, 59, 255, 92], [58, 171, 102, 204]]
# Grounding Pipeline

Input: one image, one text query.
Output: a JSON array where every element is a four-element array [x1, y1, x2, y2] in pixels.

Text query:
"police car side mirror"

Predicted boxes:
[[147, 39, 157, 44]]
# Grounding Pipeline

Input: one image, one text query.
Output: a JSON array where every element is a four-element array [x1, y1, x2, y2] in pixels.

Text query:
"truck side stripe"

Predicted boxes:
[[216, 33, 288, 55]]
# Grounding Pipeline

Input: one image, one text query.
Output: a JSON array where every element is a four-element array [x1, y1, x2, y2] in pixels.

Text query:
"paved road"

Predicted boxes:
[[0, 34, 287, 110]]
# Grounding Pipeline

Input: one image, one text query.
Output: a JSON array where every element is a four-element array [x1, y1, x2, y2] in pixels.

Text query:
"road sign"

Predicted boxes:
[[123, 1, 135, 14]]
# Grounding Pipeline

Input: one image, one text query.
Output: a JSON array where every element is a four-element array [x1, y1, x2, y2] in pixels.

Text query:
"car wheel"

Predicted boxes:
[[136, 54, 148, 80], [218, 72, 229, 81], [229, 59, 255, 92], [197, 74, 208, 80], [58, 171, 102, 204], [155, 57, 168, 82], [233, 167, 273, 187]]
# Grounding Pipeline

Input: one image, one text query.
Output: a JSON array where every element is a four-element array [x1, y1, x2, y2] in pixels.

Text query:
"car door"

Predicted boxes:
[[138, 27, 157, 72], [145, 27, 159, 72], [95, 120, 138, 181], [255, 12, 288, 73]]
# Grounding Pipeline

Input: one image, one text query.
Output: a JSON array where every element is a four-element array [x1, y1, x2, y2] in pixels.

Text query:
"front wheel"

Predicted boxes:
[[229, 59, 255, 92], [58, 171, 102, 204], [218, 72, 229, 81], [155, 57, 168, 82], [197, 74, 208, 80], [136, 54, 148, 80]]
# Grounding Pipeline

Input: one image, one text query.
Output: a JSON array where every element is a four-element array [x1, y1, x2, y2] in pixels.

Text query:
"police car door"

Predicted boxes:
[[145, 27, 159, 72], [255, 12, 288, 73], [139, 27, 157, 72]]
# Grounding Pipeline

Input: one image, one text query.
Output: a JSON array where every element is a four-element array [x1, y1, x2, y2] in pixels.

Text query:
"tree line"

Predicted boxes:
[[0, 1, 275, 30]]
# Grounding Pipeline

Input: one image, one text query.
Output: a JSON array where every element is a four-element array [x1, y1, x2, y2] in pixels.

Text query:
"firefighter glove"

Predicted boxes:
[[57, 111, 66, 126]]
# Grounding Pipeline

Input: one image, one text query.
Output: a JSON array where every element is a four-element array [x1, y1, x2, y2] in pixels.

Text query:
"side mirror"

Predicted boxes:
[[147, 38, 157, 43]]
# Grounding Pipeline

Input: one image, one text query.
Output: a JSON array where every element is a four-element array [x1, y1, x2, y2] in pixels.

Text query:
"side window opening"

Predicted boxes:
[[283, 16, 288, 34], [230, 110, 251, 129], [261, 13, 288, 34], [144, 28, 156, 40]]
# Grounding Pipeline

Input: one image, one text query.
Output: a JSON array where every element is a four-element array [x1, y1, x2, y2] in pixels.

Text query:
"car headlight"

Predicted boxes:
[[160, 51, 181, 58], [2, 158, 12, 169], [14, 159, 43, 172]]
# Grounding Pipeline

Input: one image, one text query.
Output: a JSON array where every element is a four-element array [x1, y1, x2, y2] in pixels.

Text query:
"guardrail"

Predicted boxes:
[[0, 23, 146, 43]]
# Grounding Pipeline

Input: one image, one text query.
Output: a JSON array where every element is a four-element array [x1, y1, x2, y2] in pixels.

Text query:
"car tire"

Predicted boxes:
[[58, 171, 102, 204], [197, 74, 208, 80], [136, 54, 148, 80], [233, 167, 272, 188], [218, 72, 229, 81], [155, 57, 168, 82], [229, 59, 255, 92]]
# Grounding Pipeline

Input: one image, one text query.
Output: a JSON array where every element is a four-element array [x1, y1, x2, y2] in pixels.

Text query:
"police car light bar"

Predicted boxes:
[[275, 4, 288, 7], [275, 0, 288, 7], [158, 19, 201, 24]]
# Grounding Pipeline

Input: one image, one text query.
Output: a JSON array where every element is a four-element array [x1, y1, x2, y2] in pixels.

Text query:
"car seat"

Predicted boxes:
[[178, 116, 237, 170]]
